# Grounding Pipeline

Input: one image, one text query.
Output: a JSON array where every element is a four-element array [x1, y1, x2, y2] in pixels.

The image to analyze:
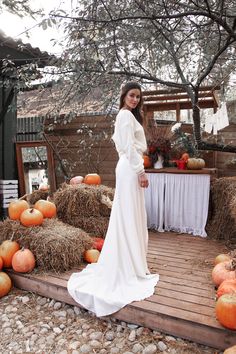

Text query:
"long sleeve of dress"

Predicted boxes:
[[112, 110, 146, 175]]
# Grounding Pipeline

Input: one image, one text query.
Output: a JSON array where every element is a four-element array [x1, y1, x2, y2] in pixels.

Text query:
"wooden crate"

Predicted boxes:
[[0, 180, 18, 212]]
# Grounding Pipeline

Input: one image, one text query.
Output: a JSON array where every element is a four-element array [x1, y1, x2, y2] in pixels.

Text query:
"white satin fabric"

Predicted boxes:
[[67, 110, 159, 317], [145, 173, 210, 237]]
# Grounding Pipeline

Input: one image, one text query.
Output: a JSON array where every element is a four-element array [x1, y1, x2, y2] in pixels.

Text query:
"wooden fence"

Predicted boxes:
[[17, 114, 236, 188]]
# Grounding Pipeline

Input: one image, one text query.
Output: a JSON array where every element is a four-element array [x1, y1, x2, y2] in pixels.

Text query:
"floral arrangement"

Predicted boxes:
[[147, 137, 172, 166], [145, 119, 174, 167]]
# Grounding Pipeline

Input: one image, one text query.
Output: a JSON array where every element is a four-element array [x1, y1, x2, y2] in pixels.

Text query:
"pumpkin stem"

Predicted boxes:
[[10, 231, 15, 241]]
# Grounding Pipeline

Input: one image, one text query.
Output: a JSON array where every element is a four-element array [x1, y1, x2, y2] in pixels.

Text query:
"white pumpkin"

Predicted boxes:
[[70, 176, 84, 185], [186, 158, 205, 170]]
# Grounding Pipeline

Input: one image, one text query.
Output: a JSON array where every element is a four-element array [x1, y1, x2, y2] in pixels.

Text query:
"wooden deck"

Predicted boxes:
[[7, 232, 236, 350]]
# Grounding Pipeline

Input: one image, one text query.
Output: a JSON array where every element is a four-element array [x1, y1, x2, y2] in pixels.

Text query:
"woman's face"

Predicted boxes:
[[123, 88, 141, 110]]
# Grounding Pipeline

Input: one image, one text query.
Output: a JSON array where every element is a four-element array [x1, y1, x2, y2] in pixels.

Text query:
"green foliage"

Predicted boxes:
[[172, 128, 197, 158]]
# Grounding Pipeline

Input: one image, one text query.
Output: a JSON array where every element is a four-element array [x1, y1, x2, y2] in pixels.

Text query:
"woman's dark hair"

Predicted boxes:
[[119, 81, 144, 125]]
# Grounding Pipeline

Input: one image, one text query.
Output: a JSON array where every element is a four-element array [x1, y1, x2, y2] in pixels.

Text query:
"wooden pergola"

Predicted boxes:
[[143, 86, 220, 122]]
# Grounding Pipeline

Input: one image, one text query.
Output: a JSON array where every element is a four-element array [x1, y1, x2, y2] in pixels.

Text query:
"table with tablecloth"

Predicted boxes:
[[144, 168, 217, 237]]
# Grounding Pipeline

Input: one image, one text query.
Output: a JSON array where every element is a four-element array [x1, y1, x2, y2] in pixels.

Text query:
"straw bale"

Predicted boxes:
[[67, 216, 109, 236], [53, 183, 114, 234], [0, 218, 93, 272], [206, 177, 236, 242]]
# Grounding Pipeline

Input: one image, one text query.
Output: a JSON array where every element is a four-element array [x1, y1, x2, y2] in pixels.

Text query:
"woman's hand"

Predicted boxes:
[[138, 173, 149, 188]]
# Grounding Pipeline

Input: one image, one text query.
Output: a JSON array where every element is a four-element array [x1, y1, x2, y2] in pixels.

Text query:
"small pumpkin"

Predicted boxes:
[[12, 248, 36, 273], [8, 200, 29, 220], [217, 279, 236, 298], [70, 176, 84, 185], [92, 237, 104, 252], [0, 240, 20, 268], [214, 253, 231, 266], [34, 200, 57, 219], [84, 173, 101, 185], [143, 155, 152, 168], [38, 183, 49, 191], [212, 261, 236, 287], [180, 152, 189, 161], [20, 208, 44, 227], [215, 293, 236, 330], [0, 272, 12, 298], [84, 249, 100, 263], [186, 158, 205, 170]]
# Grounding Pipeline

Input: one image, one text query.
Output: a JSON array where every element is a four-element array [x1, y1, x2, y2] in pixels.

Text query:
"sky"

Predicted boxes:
[[0, 0, 73, 55]]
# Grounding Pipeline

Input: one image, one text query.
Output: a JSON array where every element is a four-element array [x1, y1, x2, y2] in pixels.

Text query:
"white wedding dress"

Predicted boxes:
[[67, 109, 159, 317]]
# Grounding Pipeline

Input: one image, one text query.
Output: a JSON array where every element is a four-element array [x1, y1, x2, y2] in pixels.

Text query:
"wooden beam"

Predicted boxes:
[[143, 92, 215, 102], [143, 86, 221, 96], [144, 99, 216, 111]]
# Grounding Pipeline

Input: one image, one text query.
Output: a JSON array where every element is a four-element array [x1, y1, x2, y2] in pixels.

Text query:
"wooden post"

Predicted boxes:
[[176, 103, 181, 122]]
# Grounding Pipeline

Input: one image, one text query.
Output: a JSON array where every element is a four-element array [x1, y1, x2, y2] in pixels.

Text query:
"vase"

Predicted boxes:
[[154, 154, 164, 169]]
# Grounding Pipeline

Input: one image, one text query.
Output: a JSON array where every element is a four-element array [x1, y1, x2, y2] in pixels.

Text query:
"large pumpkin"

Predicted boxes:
[[215, 293, 236, 330], [20, 208, 44, 227], [34, 200, 57, 219], [8, 200, 29, 220], [0, 240, 20, 268], [0, 256, 3, 271], [143, 155, 152, 168], [212, 261, 236, 287], [84, 173, 101, 185], [0, 272, 12, 298], [224, 345, 236, 354], [186, 158, 205, 170], [217, 279, 236, 298], [12, 248, 36, 273]]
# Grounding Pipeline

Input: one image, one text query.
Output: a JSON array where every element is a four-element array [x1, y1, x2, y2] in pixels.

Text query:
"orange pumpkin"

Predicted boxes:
[[214, 253, 231, 266], [143, 155, 152, 168], [20, 208, 44, 227], [212, 261, 236, 287], [0, 272, 12, 298], [8, 200, 29, 220], [0, 256, 3, 271], [12, 248, 36, 273], [84, 173, 101, 185], [92, 237, 104, 251], [0, 240, 20, 268], [34, 200, 57, 219], [180, 153, 189, 161], [84, 249, 100, 263], [215, 293, 236, 330], [217, 279, 236, 298]]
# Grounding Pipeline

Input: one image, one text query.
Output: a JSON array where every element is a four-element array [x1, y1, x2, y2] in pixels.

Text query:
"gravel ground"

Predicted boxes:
[[0, 287, 224, 354]]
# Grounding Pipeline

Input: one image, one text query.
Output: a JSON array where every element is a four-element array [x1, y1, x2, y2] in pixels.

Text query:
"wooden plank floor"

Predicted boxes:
[[7, 232, 236, 350]]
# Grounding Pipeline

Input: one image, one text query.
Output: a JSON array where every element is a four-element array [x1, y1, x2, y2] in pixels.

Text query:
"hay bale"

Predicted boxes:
[[53, 183, 114, 235], [206, 177, 236, 242], [0, 218, 93, 272], [68, 216, 109, 236]]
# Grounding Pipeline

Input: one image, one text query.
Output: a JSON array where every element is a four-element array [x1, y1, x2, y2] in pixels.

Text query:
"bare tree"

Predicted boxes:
[[50, 0, 236, 152]]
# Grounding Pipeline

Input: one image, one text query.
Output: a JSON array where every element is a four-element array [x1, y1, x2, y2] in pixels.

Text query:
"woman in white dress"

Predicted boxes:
[[67, 81, 159, 317]]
